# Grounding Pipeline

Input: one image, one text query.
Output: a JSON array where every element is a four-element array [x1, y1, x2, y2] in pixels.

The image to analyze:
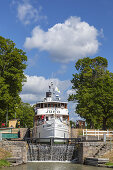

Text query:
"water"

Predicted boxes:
[[0, 162, 109, 170], [27, 144, 77, 161]]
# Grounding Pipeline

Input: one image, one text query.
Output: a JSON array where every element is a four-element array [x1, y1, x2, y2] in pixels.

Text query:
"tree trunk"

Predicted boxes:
[[103, 117, 107, 130]]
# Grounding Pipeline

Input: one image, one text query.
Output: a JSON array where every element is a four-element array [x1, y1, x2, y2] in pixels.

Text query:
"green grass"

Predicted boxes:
[[0, 159, 10, 167], [105, 162, 113, 166]]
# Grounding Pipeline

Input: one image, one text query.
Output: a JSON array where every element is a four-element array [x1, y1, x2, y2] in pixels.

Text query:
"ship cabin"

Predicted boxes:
[[34, 101, 69, 127]]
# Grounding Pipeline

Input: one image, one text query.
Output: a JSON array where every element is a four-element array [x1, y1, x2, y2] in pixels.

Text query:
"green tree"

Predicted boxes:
[[0, 36, 27, 123], [70, 120, 76, 128], [16, 102, 34, 128], [68, 57, 113, 130]]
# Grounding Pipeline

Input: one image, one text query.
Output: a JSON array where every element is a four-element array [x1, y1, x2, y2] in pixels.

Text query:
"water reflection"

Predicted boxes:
[[0, 162, 109, 170]]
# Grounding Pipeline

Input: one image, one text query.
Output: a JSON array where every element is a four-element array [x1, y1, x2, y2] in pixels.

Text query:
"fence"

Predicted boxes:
[[0, 128, 19, 140], [83, 129, 113, 140]]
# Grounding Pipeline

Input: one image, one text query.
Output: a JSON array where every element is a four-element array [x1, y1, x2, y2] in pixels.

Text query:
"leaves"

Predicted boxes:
[[16, 102, 34, 128], [0, 36, 27, 123], [69, 56, 113, 130]]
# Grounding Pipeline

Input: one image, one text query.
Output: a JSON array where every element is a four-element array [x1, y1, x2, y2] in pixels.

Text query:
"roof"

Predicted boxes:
[[36, 101, 68, 104]]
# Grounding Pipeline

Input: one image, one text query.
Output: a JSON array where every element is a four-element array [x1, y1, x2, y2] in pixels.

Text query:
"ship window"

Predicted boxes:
[[51, 104, 53, 107], [48, 104, 51, 107], [58, 104, 60, 108], [41, 103, 43, 108], [44, 103, 47, 107], [61, 103, 64, 108], [36, 104, 40, 108], [55, 104, 57, 108]]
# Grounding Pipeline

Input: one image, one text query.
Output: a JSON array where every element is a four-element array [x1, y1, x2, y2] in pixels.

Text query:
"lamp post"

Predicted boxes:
[[6, 108, 8, 127], [15, 106, 18, 119]]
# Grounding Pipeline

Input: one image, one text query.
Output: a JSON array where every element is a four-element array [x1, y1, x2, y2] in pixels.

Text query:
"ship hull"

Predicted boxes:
[[33, 118, 69, 142]]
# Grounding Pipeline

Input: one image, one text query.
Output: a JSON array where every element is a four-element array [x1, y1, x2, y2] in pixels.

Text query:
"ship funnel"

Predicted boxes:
[[46, 92, 52, 98]]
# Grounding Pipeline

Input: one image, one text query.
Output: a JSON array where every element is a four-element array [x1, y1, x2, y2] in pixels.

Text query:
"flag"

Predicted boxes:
[[55, 86, 60, 93]]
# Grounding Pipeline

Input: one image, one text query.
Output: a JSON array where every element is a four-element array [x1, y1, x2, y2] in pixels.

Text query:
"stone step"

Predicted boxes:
[[6, 157, 22, 163], [85, 157, 109, 166]]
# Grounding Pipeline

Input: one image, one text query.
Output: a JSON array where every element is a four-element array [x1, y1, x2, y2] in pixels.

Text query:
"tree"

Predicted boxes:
[[70, 120, 76, 128], [16, 102, 34, 128], [0, 36, 27, 123], [68, 56, 113, 130]]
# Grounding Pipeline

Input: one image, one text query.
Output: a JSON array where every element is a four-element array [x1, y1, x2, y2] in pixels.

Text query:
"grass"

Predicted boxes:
[[0, 148, 11, 167], [0, 159, 10, 167], [105, 162, 113, 166]]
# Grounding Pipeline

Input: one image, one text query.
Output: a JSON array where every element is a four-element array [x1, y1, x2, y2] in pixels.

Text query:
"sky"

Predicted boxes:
[[0, 0, 113, 121]]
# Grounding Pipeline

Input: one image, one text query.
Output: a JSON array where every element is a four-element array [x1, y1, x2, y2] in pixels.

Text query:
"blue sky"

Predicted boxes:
[[0, 0, 113, 121]]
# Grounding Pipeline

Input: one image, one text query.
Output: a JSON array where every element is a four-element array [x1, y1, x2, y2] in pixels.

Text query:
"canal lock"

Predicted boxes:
[[27, 140, 78, 162]]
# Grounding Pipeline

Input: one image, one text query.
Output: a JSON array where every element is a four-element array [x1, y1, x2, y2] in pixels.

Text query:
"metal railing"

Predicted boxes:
[[25, 137, 82, 144]]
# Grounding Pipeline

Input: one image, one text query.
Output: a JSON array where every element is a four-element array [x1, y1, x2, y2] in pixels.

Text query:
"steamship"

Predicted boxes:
[[33, 82, 69, 140]]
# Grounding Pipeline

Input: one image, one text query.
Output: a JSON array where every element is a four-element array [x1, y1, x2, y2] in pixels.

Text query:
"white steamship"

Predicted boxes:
[[33, 82, 69, 140]]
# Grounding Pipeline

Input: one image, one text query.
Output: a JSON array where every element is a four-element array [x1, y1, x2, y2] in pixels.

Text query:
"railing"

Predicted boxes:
[[0, 128, 19, 133], [83, 129, 113, 140], [2, 133, 18, 139], [25, 137, 81, 144], [0, 128, 19, 140]]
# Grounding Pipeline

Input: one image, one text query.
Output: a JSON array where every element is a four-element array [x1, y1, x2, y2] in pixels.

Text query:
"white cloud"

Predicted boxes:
[[21, 75, 71, 103], [17, 2, 46, 25], [24, 16, 100, 63], [67, 89, 76, 96], [20, 94, 38, 103]]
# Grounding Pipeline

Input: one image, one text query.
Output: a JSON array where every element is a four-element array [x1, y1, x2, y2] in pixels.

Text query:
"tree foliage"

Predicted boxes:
[[70, 120, 76, 128], [16, 102, 34, 128], [68, 56, 113, 130], [0, 36, 27, 123]]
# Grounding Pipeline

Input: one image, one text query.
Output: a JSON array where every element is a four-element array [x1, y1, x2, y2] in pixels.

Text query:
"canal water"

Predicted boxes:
[[0, 162, 109, 170]]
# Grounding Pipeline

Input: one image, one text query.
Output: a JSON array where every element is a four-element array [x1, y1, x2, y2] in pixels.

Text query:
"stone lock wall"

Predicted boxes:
[[0, 141, 27, 163], [77, 142, 113, 163], [0, 140, 112, 164]]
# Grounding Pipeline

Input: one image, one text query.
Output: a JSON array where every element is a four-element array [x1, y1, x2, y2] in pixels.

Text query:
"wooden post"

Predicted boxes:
[[83, 129, 84, 136], [95, 129, 96, 136], [86, 129, 88, 140], [98, 129, 99, 140]]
